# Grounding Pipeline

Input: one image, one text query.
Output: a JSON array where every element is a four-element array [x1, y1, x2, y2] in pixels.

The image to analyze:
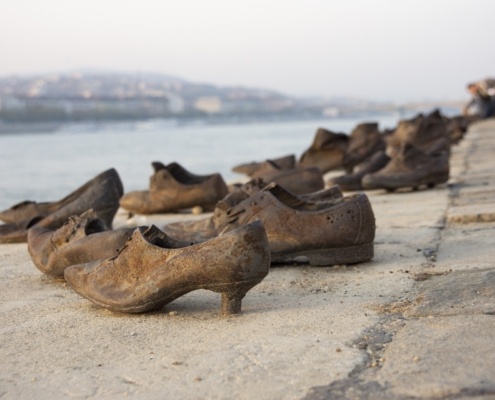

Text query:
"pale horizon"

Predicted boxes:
[[1, 0, 494, 103]]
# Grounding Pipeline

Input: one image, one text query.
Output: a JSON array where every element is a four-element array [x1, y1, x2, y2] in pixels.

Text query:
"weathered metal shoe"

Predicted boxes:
[[342, 123, 386, 172], [159, 182, 375, 266], [386, 112, 449, 158], [446, 114, 476, 145], [221, 184, 375, 265], [232, 154, 296, 177], [329, 151, 390, 191], [0, 168, 123, 224], [251, 162, 324, 195], [27, 210, 135, 278], [0, 169, 124, 244], [299, 128, 349, 173], [120, 162, 229, 214], [64, 221, 270, 315], [362, 142, 450, 191], [162, 180, 344, 242]]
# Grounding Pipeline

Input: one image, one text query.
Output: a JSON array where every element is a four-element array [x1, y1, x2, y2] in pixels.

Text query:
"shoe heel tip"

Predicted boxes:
[[220, 292, 243, 315]]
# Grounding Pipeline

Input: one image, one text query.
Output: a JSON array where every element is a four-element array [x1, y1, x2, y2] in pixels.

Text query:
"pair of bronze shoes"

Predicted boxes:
[[27, 210, 270, 315], [0, 169, 123, 243], [120, 162, 229, 214]]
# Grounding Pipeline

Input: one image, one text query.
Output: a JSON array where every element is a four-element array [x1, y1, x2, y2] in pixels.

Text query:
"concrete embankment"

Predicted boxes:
[[1, 119, 494, 399]]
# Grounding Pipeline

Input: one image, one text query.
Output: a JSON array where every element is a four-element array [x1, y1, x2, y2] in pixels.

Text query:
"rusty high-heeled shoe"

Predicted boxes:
[[27, 209, 135, 278], [64, 220, 270, 315]]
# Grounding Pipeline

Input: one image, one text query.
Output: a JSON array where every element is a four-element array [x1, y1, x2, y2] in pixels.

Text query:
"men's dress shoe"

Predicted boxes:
[[27, 209, 135, 278], [120, 162, 229, 214], [385, 112, 450, 158], [221, 184, 375, 265], [251, 162, 324, 195], [165, 183, 374, 265], [232, 154, 296, 176], [162, 181, 344, 242], [329, 151, 390, 191], [64, 220, 270, 315], [0, 169, 123, 244], [362, 143, 450, 191], [299, 128, 349, 173], [342, 122, 385, 172]]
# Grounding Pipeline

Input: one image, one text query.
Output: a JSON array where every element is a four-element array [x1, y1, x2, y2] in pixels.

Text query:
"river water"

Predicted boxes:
[[0, 114, 408, 210]]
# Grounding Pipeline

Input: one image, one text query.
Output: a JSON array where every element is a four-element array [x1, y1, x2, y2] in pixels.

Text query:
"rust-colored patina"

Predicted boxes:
[[120, 162, 228, 214], [64, 220, 270, 315], [27, 209, 135, 278], [0, 168, 123, 243]]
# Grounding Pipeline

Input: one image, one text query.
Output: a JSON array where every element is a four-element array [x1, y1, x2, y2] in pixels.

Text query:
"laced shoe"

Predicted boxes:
[[162, 180, 343, 242], [64, 221, 270, 315], [386, 112, 449, 158], [329, 151, 390, 191], [217, 183, 375, 266], [362, 141, 450, 191]]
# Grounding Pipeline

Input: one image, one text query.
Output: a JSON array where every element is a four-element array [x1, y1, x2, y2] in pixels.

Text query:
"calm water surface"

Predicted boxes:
[[0, 116, 404, 210]]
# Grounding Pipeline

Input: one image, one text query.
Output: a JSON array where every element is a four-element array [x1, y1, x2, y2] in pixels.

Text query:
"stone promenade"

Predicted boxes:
[[1, 120, 494, 399]]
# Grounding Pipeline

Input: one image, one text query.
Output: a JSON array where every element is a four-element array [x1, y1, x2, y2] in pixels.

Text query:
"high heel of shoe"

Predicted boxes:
[[221, 291, 245, 315], [220, 282, 253, 315]]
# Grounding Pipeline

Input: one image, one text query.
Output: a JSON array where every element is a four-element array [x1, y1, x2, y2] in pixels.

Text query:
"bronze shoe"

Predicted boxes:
[[386, 112, 449, 158], [342, 123, 386, 172], [64, 220, 270, 315], [329, 151, 390, 191], [162, 180, 344, 242], [120, 162, 229, 214], [232, 154, 296, 177], [0, 168, 123, 224], [0, 169, 123, 244], [298, 128, 349, 173], [27, 210, 135, 278], [221, 184, 375, 265], [362, 142, 450, 191], [251, 162, 324, 195]]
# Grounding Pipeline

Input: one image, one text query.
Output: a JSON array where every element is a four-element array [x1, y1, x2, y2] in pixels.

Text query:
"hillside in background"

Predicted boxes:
[[0, 71, 463, 132]]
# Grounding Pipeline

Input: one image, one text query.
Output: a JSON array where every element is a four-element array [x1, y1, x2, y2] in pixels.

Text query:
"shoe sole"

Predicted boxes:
[[272, 242, 374, 266], [78, 279, 264, 314], [364, 171, 449, 191]]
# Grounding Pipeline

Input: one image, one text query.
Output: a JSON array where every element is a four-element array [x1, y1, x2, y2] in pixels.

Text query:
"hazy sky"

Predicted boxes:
[[1, 0, 494, 102]]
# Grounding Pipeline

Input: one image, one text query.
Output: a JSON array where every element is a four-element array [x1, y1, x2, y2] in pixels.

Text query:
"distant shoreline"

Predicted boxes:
[[0, 108, 459, 135], [0, 114, 374, 135]]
